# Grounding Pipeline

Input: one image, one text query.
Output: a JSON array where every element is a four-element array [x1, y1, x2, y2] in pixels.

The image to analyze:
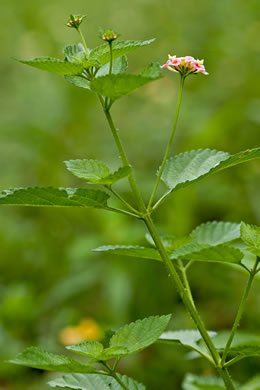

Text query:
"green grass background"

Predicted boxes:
[[0, 0, 260, 388]]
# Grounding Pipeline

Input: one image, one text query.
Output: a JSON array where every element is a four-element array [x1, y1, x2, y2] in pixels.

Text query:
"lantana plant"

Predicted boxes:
[[3, 14, 260, 390]]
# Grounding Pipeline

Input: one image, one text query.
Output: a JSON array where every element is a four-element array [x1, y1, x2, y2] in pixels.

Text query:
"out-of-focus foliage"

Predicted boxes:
[[0, 0, 259, 389]]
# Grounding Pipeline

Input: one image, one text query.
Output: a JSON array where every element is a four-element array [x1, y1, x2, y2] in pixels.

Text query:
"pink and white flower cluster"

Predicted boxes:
[[161, 55, 208, 76]]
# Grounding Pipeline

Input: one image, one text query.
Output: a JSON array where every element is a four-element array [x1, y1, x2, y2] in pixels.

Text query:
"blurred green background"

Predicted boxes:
[[1, 0, 260, 389]]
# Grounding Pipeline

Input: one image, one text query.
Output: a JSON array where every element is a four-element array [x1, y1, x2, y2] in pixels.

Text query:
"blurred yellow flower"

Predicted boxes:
[[59, 318, 103, 346]]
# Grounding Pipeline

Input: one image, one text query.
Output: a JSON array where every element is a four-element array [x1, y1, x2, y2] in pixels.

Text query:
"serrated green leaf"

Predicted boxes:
[[140, 62, 162, 78], [109, 315, 171, 356], [65, 160, 110, 181], [100, 346, 129, 359], [240, 375, 260, 390], [65, 160, 131, 185], [64, 75, 91, 89], [16, 57, 83, 75], [96, 166, 131, 185], [171, 243, 243, 264], [67, 342, 129, 362], [241, 222, 260, 249], [0, 187, 109, 209], [66, 341, 104, 359], [160, 148, 260, 193], [93, 245, 161, 261], [158, 330, 216, 359], [182, 374, 225, 390], [9, 347, 95, 373], [64, 43, 86, 63], [90, 63, 162, 100], [90, 39, 155, 65], [191, 221, 241, 246], [97, 56, 128, 77], [48, 373, 146, 390]]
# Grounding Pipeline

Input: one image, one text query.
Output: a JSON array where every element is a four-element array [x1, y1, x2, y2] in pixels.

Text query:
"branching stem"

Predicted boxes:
[[97, 89, 236, 390], [101, 361, 131, 390], [221, 257, 259, 364]]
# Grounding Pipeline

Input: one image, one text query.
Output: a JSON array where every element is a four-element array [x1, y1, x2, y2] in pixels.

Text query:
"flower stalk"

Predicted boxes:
[[148, 74, 185, 210]]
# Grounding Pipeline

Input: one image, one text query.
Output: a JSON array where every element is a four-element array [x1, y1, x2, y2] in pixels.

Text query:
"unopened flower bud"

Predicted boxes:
[[66, 14, 86, 30], [99, 29, 120, 43]]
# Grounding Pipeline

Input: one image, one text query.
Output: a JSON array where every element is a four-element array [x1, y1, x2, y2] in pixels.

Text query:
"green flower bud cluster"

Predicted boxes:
[[66, 15, 86, 29]]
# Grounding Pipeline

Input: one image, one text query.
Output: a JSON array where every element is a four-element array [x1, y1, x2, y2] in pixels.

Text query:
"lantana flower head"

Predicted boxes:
[[161, 54, 208, 77]]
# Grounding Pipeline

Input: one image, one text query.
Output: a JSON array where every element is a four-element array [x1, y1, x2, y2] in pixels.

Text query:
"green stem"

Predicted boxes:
[[221, 258, 259, 365], [98, 95, 146, 212], [77, 27, 88, 54], [144, 215, 236, 390], [112, 372, 131, 390], [148, 75, 185, 210], [101, 361, 131, 390], [109, 42, 113, 75], [144, 214, 220, 363], [178, 259, 195, 306]]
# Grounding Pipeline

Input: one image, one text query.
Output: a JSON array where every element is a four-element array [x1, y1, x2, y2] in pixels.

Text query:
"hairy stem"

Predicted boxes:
[[112, 373, 131, 390], [178, 259, 195, 306], [101, 361, 131, 390], [221, 258, 259, 364], [98, 98, 236, 390], [148, 75, 185, 210], [98, 95, 146, 212], [109, 42, 113, 75]]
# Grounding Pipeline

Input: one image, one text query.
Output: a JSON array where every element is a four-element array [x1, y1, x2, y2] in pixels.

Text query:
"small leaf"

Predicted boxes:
[[140, 62, 162, 78], [171, 243, 244, 264], [109, 314, 171, 356], [182, 374, 225, 390], [64, 43, 86, 63], [241, 222, 260, 249], [159, 330, 216, 358], [9, 347, 95, 373], [65, 160, 131, 185], [93, 245, 161, 261], [97, 56, 128, 77], [64, 76, 91, 89], [99, 346, 129, 361], [48, 373, 146, 390], [191, 221, 241, 246], [90, 63, 162, 100], [65, 160, 110, 181], [160, 148, 260, 193], [90, 39, 155, 65], [16, 57, 83, 75], [97, 166, 131, 185], [66, 341, 104, 359], [0, 187, 109, 209]]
